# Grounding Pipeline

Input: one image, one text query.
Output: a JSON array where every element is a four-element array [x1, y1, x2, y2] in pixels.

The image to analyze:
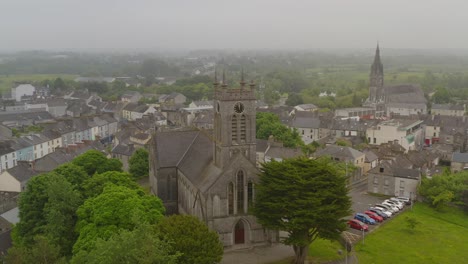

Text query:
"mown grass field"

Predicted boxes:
[[270, 238, 344, 264], [355, 203, 468, 264], [0, 74, 76, 93]]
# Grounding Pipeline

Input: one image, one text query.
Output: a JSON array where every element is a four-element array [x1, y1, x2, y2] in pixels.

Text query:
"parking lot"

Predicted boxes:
[[347, 181, 403, 236]]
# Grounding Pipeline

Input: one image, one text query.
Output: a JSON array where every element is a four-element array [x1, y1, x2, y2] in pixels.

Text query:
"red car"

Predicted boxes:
[[364, 211, 383, 222], [347, 219, 369, 231]]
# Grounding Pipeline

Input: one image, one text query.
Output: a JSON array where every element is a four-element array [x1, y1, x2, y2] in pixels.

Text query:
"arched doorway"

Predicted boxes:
[[234, 221, 245, 244]]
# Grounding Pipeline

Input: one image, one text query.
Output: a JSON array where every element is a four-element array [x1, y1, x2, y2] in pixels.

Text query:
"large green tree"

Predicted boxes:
[[73, 185, 165, 254], [156, 215, 223, 264], [256, 112, 303, 148], [253, 157, 352, 264], [72, 150, 122, 176], [52, 163, 89, 192], [81, 171, 140, 199], [71, 223, 180, 264], [129, 148, 149, 180]]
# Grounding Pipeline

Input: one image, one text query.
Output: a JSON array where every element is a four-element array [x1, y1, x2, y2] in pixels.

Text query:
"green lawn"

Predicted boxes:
[[355, 203, 468, 264], [0, 74, 76, 93], [269, 238, 344, 264]]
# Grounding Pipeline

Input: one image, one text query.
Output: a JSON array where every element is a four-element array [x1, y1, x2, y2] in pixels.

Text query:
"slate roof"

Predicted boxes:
[[265, 146, 302, 160], [393, 167, 420, 179], [0, 111, 53, 123], [0, 141, 15, 156], [256, 139, 269, 153], [384, 84, 427, 104], [290, 113, 321, 128], [315, 145, 364, 160], [432, 104, 464, 111], [452, 152, 468, 163], [0, 207, 19, 224], [177, 132, 214, 183], [7, 163, 38, 182], [112, 144, 135, 156], [363, 149, 378, 162], [191, 100, 213, 107], [154, 130, 200, 168]]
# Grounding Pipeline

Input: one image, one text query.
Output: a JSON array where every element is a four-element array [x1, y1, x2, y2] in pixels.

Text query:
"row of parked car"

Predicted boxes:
[[348, 197, 411, 231]]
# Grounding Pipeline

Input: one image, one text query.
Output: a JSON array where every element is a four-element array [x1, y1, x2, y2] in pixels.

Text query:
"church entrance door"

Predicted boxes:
[[234, 221, 245, 244]]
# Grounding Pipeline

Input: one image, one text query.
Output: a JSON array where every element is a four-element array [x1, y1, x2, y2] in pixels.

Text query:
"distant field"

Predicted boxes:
[[355, 203, 468, 264], [0, 74, 77, 94]]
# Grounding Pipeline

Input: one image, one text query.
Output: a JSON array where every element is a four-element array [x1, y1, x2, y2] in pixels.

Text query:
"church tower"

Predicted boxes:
[[213, 70, 256, 168], [369, 44, 384, 103]]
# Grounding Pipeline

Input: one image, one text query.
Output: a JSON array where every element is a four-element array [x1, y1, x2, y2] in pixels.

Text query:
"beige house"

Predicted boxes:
[[0, 163, 37, 192], [366, 119, 424, 152]]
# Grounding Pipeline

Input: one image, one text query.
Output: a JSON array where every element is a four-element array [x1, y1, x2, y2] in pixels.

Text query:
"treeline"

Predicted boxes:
[[418, 170, 468, 211], [5, 150, 223, 264]]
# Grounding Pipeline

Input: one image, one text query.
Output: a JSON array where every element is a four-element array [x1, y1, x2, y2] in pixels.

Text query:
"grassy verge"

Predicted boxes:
[[269, 238, 344, 264], [355, 203, 468, 264]]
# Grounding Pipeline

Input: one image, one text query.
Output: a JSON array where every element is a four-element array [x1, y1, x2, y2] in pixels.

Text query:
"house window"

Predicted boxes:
[[247, 181, 254, 209], [237, 171, 245, 214], [433, 132, 436, 137], [302, 130, 305, 135], [379, 167, 384, 173], [373, 176, 378, 184], [373, 138, 376, 144], [228, 182, 234, 215]]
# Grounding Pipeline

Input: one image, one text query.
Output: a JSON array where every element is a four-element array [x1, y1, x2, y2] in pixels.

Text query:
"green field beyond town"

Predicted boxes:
[[355, 203, 468, 264]]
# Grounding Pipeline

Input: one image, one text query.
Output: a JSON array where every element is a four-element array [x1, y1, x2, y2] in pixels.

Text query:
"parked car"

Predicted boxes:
[[348, 219, 369, 231], [369, 207, 390, 219], [376, 204, 397, 214], [396, 196, 411, 205], [364, 210, 383, 222], [382, 201, 400, 212], [385, 199, 404, 209], [389, 198, 405, 206], [354, 213, 376, 225]]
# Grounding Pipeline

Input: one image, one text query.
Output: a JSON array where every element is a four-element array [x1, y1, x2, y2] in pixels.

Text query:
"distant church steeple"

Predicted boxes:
[[369, 43, 384, 103]]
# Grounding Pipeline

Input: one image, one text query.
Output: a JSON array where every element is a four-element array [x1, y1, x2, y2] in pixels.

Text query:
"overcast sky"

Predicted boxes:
[[1, 0, 467, 51]]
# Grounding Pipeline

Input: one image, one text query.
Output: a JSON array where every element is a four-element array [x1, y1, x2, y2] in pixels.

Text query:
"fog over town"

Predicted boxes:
[[1, 0, 468, 51]]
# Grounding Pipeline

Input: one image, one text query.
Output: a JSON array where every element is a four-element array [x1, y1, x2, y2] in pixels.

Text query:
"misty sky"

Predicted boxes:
[[1, 0, 467, 51]]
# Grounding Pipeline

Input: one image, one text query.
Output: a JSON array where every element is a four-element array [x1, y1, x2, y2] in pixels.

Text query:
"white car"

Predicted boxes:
[[381, 202, 400, 212], [375, 204, 398, 214], [389, 198, 405, 208], [385, 199, 404, 210], [396, 196, 411, 205], [370, 206, 392, 217]]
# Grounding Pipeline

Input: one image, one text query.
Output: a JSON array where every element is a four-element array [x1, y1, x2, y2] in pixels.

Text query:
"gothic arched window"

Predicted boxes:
[[231, 115, 238, 143], [228, 182, 234, 215], [237, 170, 245, 214], [247, 181, 254, 209], [240, 115, 246, 142]]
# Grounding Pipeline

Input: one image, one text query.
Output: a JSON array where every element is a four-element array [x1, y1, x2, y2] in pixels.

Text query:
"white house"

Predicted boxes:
[[366, 119, 424, 152], [12, 84, 36, 102]]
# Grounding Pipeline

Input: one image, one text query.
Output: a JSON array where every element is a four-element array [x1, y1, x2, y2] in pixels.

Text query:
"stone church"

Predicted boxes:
[[149, 72, 278, 248], [365, 44, 427, 116]]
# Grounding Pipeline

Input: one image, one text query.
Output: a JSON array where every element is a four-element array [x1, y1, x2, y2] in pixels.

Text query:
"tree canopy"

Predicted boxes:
[[253, 157, 352, 264], [71, 223, 179, 264], [73, 184, 165, 254], [72, 150, 122, 176], [129, 148, 149, 180], [155, 215, 223, 264], [256, 112, 303, 148]]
